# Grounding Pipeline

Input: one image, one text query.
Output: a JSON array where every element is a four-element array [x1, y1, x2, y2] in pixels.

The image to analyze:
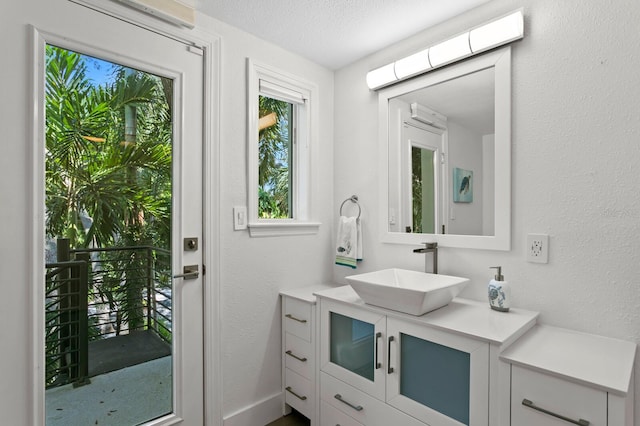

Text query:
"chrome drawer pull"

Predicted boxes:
[[522, 399, 590, 426], [285, 386, 307, 401], [285, 313, 307, 323], [334, 394, 363, 412], [285, 350, 307, 362]]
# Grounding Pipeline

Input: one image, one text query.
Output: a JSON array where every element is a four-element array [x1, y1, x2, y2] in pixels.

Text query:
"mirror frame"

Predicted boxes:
[[378, 46, 511, 250]]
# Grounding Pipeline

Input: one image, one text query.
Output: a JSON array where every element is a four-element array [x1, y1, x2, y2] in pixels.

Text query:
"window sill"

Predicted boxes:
[[248, 221, 321, 237]]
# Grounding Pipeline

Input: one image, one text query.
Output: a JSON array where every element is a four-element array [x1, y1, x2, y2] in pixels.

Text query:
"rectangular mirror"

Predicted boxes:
[[378, 47, 511, 250]]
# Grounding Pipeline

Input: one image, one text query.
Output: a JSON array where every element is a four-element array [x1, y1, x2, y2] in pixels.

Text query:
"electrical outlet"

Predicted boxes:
[[526, 233, 549, 263]]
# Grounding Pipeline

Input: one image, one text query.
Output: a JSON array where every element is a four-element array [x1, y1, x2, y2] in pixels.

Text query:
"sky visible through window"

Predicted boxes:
[[85, 56, 117, 87]]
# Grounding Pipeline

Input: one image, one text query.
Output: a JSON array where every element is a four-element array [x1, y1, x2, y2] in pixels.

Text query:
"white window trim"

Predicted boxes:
[[247, 59, 321, 237]]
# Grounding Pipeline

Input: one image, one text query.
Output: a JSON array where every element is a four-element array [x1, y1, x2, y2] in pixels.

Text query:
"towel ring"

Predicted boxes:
[[340, 195, 361, 219]]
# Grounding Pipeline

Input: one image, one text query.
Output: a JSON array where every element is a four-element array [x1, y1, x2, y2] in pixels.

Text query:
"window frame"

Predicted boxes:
[[247, 59, 320, 237]]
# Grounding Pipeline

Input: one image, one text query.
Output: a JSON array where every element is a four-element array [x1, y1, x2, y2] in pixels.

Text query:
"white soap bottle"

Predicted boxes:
[[488, 266, 510, 312]]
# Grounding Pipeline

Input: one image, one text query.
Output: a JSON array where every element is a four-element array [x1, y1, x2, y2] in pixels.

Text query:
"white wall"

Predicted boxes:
[[196, 14, 335, 424], [333, 0, 640, 422], [0, 1, 334, 424], [447, 121, 484, 235]]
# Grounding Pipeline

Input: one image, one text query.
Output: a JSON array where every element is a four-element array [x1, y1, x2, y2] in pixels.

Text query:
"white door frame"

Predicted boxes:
[[29, 2, 221, 424]]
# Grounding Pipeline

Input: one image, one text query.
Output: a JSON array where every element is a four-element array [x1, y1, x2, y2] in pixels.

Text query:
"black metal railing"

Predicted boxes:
[[45, 239, 172, 389], [45, 258, 89, 388]]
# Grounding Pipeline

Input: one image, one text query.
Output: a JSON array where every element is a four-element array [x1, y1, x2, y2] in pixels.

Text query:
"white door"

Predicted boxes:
[[36, 3, 204, 425], [401, 122, 444, 234]]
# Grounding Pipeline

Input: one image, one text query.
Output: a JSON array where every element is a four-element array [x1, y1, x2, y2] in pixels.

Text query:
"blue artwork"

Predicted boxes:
[[453, 168, 473, 203]]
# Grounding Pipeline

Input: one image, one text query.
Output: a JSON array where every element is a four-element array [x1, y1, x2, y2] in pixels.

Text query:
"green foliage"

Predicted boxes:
[[258, 95, 291, 218], [45, 45, 173, 342], [45, 45, 172, 249]]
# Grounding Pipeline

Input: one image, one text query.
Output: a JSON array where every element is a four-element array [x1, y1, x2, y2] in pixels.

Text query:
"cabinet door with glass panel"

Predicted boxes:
[[386, 318, 489, 426], [320, 301, 387, 400]]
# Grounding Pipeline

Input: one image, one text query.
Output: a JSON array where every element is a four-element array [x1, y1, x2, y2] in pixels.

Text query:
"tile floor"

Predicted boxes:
[[266, 409, 310, 426]]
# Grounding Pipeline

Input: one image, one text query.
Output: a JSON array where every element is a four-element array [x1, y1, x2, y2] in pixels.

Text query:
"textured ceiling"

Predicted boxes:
[[195, 0, 491, 70]]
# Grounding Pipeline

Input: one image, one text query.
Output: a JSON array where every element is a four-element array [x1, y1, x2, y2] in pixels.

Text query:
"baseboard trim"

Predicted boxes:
[[223, 392, 283, 426]]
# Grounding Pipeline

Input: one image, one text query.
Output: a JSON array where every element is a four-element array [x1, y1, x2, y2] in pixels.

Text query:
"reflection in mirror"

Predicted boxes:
[[379, 47, 511, 250], [391, 67, 494, 236]]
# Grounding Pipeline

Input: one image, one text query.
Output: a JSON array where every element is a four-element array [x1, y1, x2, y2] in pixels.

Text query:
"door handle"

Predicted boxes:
[[173, 265, 199, 280], [375, 332, 382, 369], [387, 335, 395, 374]]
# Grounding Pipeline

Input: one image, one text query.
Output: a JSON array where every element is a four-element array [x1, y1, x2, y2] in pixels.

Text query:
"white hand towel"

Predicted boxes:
[[356, 218, 363, 261], [335, 216, 362, 268]]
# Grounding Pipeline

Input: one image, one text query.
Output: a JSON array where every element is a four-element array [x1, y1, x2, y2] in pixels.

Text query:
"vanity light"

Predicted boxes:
[[394, 48, 431, 80], [428, 33, 472, 68], [366, 63, 398, 90], [366, 10, 524, 90]]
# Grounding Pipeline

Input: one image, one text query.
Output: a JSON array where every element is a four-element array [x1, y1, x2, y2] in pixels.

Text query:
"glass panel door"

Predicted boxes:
[[400, 334, 470, 424], [387, 318, 489, 426], [320, 300, 386, 400], [329, 312, 375, 381], [37, 6, 205, 424]]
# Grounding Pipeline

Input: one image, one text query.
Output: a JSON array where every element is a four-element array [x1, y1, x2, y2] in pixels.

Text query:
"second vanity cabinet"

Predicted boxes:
[[316, 286, 539, 426], [501, 325, 637, 426]]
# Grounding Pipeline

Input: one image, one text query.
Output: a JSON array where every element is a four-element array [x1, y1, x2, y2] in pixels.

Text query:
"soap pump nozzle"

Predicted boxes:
[[490, 266, 504, 281]]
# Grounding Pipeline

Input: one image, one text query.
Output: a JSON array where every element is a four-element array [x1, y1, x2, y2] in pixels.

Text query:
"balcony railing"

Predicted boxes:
[[45, 238, 172, 389]]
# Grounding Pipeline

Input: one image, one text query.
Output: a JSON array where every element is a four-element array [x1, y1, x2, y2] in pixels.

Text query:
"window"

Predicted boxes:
[[247, 60, 320, 236]]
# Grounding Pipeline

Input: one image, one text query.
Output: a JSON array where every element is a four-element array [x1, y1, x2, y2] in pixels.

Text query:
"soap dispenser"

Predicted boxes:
[[488, 266, 510, 312]]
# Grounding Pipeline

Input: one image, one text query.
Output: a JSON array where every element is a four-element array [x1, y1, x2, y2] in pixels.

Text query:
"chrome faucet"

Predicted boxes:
[[413, 242, 438, 274]]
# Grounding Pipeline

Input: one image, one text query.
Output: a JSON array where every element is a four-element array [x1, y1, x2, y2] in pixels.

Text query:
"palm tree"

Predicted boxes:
[[45, 45, 172, 334], [258, 95, 291, 218]]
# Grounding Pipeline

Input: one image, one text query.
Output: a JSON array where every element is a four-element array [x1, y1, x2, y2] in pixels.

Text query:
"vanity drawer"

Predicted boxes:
[[320, 400, 364, 426], [285, 368, 314, 419], [285, 332, 314, 379], [511, 365, 607, 426], [284, 297, 312, 341], [320, 372, 424, 426]]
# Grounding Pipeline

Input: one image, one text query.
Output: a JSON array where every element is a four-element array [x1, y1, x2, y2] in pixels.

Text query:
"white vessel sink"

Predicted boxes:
[[345, 268, 470, 316]]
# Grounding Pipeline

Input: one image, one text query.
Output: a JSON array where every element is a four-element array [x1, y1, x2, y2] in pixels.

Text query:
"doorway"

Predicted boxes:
[[34, 5, 206, 424]]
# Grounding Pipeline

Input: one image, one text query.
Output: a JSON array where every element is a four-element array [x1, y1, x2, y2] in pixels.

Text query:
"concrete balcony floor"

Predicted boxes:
[[46, 356, 171, 426]]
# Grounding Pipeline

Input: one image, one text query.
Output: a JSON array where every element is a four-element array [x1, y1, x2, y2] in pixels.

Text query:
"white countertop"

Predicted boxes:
[[280, 283, 343, 303], [314, 285, 539, 346], [500, 324, 637, 396]]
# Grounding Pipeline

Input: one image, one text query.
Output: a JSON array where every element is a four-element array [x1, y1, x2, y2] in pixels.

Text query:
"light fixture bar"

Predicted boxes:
[[469, 10, 524, 53], [428, 32, 472, 68], [366, 63, 398, 90], [394, 48, 431, 80], [366, 9, 524, 90]]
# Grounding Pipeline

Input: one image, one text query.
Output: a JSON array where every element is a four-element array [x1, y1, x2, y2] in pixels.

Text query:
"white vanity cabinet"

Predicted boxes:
[[280, 284, 337, 425], [500, 325, 636, 426], [316, 286, 539, 426]]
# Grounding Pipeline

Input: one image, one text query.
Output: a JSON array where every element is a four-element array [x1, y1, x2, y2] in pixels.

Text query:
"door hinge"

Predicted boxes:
[[202, 264, 206, 276]]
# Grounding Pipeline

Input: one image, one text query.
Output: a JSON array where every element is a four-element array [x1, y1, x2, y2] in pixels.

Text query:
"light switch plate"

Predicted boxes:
[[233, 206, 247, 230]]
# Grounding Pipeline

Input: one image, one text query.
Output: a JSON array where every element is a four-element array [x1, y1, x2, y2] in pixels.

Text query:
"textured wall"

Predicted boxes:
[[0, 1, 334, 424], [333, 0, 640, 421], [193, 15, 335, 423]]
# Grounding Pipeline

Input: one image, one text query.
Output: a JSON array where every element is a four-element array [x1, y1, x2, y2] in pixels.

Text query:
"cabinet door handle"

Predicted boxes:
[[522, 399, 590, 426], [285, 350, 307, 362], [375, 332, 382, 369], [387, 335, 395, 374], [285, 313, 307, 323], [285, 386, 307, 401], [334, 394, 363, 412]]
